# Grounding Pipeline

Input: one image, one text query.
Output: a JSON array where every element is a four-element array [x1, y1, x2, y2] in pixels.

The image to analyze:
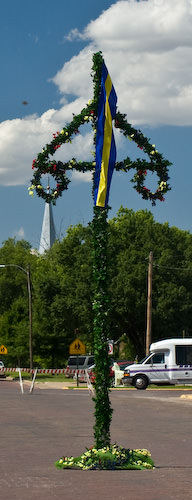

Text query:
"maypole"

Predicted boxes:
[[29, 51, 171, 468], [91, 52, 117, 448], [92, 205, 112, 448]]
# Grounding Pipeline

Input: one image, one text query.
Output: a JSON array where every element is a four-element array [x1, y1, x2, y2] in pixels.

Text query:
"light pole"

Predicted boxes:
[[0, 263, 33, 369], [146, 251, 153, 356]]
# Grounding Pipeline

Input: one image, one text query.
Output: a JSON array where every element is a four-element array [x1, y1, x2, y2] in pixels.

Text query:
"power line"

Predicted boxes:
[[153, 263, 192, 272]]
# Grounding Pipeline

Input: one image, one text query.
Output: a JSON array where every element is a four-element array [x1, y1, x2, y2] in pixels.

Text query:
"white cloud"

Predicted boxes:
[[58, 0, 192, 126], [0, 100, 93, 186], [64, 28, 86, 42], [1, 0, 192, 187], [12, 227, 25, 239], [51, 46, 94, 100], [84, 0, 192, 52], [72, 170, 92, 183]]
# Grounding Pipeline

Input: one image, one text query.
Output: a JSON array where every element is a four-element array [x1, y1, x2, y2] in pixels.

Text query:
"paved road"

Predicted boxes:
[[1, 379, 192, 500]]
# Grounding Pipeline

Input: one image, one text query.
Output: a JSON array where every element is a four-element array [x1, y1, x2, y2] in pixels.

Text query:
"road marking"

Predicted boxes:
[[180, 394, 192, 399]]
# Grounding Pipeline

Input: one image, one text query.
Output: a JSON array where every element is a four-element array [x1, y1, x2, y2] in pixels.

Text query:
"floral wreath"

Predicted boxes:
[[29, 52, 171, 206]]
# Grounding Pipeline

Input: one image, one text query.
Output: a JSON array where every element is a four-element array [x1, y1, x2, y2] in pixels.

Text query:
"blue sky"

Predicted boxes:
[[0, 0, 192, 250]]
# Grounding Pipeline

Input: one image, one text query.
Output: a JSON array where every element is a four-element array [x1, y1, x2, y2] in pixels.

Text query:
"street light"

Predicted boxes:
[[0, 264, 33, 370]]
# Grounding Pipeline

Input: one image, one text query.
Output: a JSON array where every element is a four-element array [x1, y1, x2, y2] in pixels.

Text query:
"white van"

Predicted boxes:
[[122, 338, 192, 389]]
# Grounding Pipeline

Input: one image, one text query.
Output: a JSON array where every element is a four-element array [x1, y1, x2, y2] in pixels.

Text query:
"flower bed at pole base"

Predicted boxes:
[[55, 444, 154, 470]]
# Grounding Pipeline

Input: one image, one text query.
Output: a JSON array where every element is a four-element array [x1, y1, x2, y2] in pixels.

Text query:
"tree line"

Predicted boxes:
[[0, 207, 192, 368]]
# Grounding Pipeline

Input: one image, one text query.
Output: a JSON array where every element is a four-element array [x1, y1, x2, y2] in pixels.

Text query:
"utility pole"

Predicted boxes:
[[27, 264, 33, 371], [146, 251, 153, 355]]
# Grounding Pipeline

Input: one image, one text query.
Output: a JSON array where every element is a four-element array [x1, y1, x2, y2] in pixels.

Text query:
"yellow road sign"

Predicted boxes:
[[0, 345, 8, 354], [69, 338, 86, 355]]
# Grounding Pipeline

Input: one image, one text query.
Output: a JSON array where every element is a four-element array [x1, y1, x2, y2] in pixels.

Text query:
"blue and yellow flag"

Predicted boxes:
[[94, 62, 117, 207]]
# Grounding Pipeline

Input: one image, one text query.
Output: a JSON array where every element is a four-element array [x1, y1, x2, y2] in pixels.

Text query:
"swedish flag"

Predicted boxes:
[[94, 62, 117, 207]]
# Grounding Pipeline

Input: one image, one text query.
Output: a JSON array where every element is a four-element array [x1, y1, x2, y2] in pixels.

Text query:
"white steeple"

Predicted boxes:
[[39, 182, 56, 254]]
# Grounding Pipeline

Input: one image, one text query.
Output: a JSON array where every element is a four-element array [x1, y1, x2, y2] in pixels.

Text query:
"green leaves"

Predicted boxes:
[[1, 209, 192, 369], [91, 207, 113, 448], [55, 444, 154, 470]]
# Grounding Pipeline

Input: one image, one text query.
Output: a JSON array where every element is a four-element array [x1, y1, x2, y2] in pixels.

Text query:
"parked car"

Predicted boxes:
[[86, 359, 115, 385], [0, 360, 5, 378], [82, 359, 132, 385], [66, 355, 95, 378]]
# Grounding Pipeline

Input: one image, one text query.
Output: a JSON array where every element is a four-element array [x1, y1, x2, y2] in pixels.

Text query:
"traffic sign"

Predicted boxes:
[[69, 338, 86, 355], [108, 340, 113, 355], [0, 345, 8, 354]]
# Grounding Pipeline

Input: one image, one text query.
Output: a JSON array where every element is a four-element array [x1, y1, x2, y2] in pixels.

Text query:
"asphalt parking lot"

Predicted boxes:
[[1, 379, 192, 500]]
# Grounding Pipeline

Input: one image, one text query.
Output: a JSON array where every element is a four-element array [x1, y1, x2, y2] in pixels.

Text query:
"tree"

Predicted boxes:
[[32, 224, 94, 367], [108, 208, 192, 357], [0, 238, 38, 366]]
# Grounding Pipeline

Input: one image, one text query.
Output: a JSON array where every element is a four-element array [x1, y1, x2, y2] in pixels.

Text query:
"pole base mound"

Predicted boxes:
[[55, 444, 154, 470]]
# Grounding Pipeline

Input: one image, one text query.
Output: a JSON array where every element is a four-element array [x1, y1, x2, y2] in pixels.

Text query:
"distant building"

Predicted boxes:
[[39, 185, 56, 254]]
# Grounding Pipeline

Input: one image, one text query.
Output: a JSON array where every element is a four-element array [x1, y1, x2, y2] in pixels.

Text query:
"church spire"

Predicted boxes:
[[39, 181, 56, 254]]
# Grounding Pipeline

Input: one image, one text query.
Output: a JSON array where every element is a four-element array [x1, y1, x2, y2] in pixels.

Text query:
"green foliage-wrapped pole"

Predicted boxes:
[[91, 52, 113, 448], [30, 50, 171, 458], [92, 206, 113, 448]]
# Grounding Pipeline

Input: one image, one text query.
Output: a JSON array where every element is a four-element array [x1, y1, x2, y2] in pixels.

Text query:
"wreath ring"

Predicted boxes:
[[114, 111, 171, 205], [28, 104, 96, 204], [29, 99, 171, 206]]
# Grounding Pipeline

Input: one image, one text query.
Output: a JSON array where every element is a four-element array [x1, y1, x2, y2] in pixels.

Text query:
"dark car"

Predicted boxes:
[[86, 359, 115, 385]]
